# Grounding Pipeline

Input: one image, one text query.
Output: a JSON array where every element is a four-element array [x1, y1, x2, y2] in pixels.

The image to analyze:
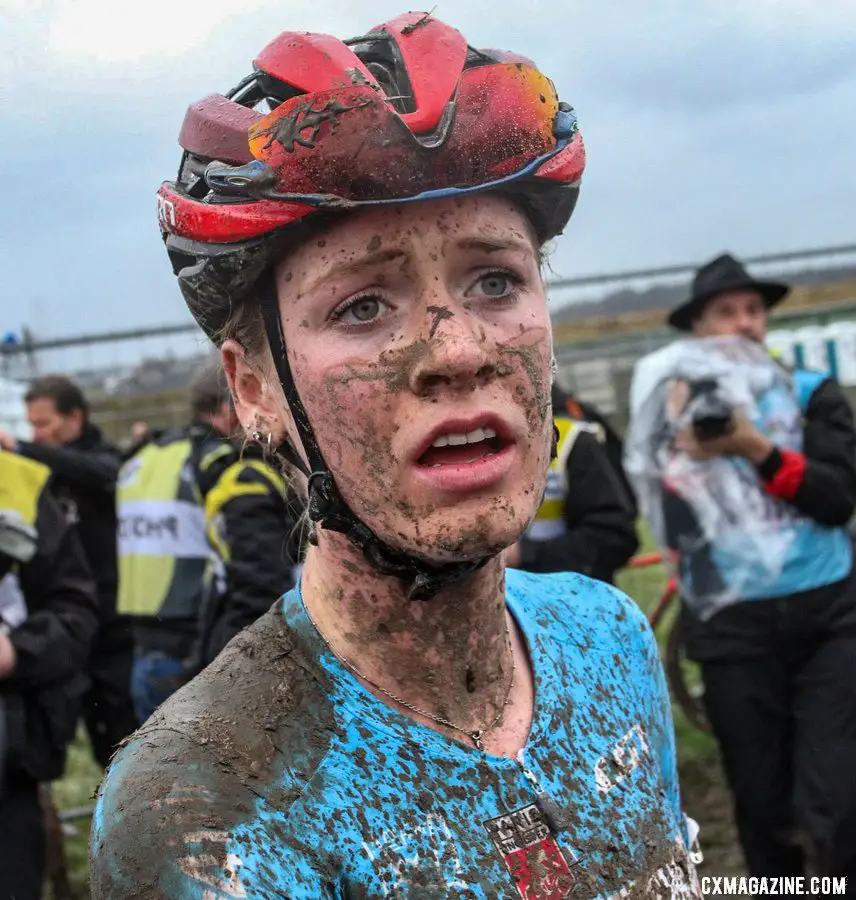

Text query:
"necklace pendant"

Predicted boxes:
[[471, 730, 485, 751], [535, 790, 571, 833]]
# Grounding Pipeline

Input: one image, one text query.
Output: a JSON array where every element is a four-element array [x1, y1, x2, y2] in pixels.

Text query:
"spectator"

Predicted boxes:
[[561, 390, 638, 518], [196, 444, 303, 665], [0, 375, 136, 767], [117, 357, 240, 722], [0, 449, 99, 899], [508, 383, 639, 583], [628, 252, 856, 880]]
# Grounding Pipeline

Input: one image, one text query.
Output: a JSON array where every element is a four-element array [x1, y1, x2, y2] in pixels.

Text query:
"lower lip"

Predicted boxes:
[[412, 443, 517, 493]]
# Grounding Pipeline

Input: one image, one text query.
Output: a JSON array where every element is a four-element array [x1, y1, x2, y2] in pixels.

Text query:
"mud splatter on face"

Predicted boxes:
[[425, 305, 454, 339], [271, 195, 552, 567], [500, 341, 552, 427]]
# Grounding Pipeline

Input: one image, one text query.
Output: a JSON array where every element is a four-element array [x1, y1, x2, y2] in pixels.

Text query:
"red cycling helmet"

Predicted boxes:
[[159, 12, 586, 599]]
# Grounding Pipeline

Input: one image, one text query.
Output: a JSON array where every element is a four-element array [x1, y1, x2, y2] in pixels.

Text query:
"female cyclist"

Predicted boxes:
[[91, 12, 700, 899]]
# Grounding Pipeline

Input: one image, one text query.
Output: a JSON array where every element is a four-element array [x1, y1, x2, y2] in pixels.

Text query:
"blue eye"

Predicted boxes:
[[480, 273, 512, 297], [332, 294, 389, 326], [348, 297, 382, 322]]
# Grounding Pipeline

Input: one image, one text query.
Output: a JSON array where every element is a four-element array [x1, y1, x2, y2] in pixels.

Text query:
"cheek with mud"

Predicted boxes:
[[498, 327, 554, 531], [298, 361, 401, 525], [498, 326, 554, 430]]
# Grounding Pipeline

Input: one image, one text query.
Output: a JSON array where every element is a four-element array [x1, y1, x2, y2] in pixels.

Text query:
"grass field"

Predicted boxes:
[[49, 554, 745, 897]]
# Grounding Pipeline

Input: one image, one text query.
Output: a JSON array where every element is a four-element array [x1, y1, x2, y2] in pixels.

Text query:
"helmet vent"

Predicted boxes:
[[365, 61, 411, 114], [228, 71, 307, 114]]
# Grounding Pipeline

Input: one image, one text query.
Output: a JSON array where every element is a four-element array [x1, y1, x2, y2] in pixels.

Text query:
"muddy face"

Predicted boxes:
[[276, 195, 553, 563]]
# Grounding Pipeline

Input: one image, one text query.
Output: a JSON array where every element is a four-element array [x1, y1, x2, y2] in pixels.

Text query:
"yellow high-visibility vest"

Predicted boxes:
[[116, 436, 210, 619], [0, 453, 49, 550], [526, 415, 605, 542], [0, 453, 51, 628]]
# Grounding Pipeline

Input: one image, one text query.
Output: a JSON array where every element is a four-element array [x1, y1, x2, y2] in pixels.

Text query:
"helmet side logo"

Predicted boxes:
[[157, 195, 176, 229]]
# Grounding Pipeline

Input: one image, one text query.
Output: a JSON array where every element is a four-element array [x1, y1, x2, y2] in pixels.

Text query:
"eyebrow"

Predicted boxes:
[[455, 237, 534, 255], [301, 235, 533, 293], [304, 248, 408, 292]]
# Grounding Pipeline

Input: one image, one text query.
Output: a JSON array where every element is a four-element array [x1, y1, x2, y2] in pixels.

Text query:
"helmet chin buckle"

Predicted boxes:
[[307, 471, 336, 519]]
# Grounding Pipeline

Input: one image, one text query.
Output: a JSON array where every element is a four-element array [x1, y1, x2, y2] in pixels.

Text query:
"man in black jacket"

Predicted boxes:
[[0, 448, 99, 899], [197, 442, 302, 665], [0, 375, 136, 767], [508, 383, 639, 583], [564, 392, 638, 519], [641, 253, 856, 880]]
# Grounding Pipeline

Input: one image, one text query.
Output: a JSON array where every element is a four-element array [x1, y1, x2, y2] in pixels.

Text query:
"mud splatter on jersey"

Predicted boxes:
[[91, 570, 700, 899]]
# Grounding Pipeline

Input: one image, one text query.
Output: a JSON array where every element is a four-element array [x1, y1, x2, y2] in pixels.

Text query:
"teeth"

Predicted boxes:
[[431, 427, 498, 449]]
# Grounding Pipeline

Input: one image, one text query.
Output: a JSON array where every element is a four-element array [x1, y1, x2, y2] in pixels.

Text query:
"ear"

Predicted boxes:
[[69, 408, 86, 431], [221, 340, 284, 439]]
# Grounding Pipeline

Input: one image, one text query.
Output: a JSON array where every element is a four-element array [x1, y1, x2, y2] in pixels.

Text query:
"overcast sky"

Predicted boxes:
[[2, 0, 855, 352]]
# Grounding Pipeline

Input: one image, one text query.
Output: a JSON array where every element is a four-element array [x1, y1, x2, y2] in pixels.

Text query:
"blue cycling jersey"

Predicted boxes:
[[91, 570, 700, 899]]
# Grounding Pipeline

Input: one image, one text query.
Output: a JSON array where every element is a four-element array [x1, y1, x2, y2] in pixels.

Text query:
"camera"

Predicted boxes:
[[685, 378, 734, 441]]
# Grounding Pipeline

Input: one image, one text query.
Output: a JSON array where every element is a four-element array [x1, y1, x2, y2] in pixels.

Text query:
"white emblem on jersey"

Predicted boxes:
[[594, 723, 650, 794]]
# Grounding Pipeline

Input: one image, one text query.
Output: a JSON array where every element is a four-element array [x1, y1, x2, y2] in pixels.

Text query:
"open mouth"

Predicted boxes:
[[417, 427, 508, 468]]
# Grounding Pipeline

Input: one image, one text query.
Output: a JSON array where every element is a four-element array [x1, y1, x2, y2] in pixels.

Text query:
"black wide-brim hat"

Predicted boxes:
[[668, 252, 790, 331]]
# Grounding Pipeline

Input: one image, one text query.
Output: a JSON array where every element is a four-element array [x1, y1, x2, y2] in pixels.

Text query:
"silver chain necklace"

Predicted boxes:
[[303, 602, 516, 751]]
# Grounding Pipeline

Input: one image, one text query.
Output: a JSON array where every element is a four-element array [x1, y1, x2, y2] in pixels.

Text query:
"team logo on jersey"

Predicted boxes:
[[484, 804, 579, 899]]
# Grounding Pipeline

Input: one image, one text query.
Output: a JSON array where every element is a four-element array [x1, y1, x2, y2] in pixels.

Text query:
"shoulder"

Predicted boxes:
[[80, 424, 120, 456], [793, 368, 853, 419], [91, 606, 339, 897], [228, 457, 286, 492], [198, 437, 237, 470], [506, 568, 654, 655], [194, 437, 237, 495], [791, 367, 833, 410], [124, 604, 338, 773], [205, 457, 287, 519]]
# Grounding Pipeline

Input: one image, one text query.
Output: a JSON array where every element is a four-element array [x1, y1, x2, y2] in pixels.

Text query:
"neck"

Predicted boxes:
[[302, 532, 513, 735]]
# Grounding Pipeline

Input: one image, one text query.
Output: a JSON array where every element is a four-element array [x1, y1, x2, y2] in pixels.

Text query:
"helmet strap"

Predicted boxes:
[[257, 273, 489, 600]]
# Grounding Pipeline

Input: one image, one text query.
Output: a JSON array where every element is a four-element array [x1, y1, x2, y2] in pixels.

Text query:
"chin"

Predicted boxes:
[[373, 490, 537, 565]]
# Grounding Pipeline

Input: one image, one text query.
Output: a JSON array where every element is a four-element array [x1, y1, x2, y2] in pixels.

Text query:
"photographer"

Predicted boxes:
[[0, 449, 98, 899], [627, 253, 856, 881]]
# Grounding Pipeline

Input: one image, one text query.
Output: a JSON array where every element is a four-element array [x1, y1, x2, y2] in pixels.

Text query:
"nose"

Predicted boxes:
[[408, 303, 497, 395], [736, 313, 758, 338]]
